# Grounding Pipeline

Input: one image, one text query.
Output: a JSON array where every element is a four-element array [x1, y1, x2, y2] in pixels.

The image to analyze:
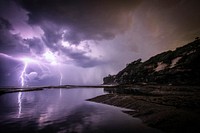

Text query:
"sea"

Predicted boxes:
[[0, 88, 162, 133]]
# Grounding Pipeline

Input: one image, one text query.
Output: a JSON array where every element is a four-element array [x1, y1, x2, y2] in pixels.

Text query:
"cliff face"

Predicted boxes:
[[103, 39, 200, 85]]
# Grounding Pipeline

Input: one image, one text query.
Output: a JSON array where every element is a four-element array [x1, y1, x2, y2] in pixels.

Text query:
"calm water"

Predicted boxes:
[[0, 88, 162, 133]]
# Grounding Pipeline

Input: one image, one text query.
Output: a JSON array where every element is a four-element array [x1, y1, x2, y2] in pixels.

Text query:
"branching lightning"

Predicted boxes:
[[18, 58, 37, 118], [1, 50, 65, 87], [20, 58, 38, 87]]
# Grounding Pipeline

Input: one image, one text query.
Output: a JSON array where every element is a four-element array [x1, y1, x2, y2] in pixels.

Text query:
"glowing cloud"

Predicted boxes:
[[20, 57, 38, 64], [43, 50, 58, 65]]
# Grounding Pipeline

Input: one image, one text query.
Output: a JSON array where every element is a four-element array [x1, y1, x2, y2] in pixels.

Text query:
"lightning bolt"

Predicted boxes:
[[18, 58, 30, 118], [59, 71, 63, 97], [18, 58, 37, 118], [20, 61, 28, 87], [18, 61, 26, 118], [1, 51, 65, 87], [42, 50, 65, 96], [59, 71, 63, 86], [1, 52, 66, 116], [19, 57, 38, 87]]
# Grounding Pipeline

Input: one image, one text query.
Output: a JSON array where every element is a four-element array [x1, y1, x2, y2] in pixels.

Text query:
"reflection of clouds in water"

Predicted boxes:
[[0, 89, 162, 133], [13, 89, 106, 133], [49, 104, 99, 133], [59, 89, 62, 98], [38, 106, 54, 129], [15, 89, 104, 130], [55, 102, 162, 133]]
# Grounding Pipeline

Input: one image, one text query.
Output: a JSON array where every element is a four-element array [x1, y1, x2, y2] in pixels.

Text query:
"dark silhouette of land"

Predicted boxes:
[[90, 39, 200, 133], [89, 85, 200, 133]]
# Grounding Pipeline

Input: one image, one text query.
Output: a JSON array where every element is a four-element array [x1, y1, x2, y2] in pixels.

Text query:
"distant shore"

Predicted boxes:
[[0, 84, 119, 95], [88, 85, 200, 133]]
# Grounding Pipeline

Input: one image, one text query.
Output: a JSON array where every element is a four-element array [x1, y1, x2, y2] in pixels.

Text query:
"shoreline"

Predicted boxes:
[[88, 85, 200, 133]]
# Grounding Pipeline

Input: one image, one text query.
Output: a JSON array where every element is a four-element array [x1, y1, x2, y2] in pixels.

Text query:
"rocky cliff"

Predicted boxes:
[[104, 38, 200, 85]]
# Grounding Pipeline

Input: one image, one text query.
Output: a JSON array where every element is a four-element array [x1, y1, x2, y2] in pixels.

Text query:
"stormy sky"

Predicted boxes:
[[0, 0, 200, 86]]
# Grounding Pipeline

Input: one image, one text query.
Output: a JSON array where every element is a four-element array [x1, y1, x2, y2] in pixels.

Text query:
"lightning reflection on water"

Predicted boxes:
[[17, 92, 22, 118]]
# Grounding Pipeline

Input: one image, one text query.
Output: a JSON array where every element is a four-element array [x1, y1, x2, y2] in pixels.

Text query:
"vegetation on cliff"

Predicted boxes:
[[104, 39, 200, 85]]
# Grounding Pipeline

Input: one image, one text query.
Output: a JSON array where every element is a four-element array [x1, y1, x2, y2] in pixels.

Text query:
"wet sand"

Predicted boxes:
[[88, 85, 200, 133]]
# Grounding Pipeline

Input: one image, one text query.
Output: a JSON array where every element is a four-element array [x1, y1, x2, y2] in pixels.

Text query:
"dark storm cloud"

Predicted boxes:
[[17, 0, 141, 44], [0, 17, 15, 53], [0, 17, 28, 55], [12, 0, 142, 68], [40, 21, 63, 51], [0, 16, 103, 68], [0, 17, 13, 30], [139, 0, 200, 45], [165, 0, 200, 39], [24, 38, 45, 55], [61, 46, 103, 68], [0, 54, 22, 86], [1, 0, 200, 86], [70, 53, 103, 68]]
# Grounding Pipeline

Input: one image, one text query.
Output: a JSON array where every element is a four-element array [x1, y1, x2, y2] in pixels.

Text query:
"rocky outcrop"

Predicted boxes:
[[104, 39, 200, 85]]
